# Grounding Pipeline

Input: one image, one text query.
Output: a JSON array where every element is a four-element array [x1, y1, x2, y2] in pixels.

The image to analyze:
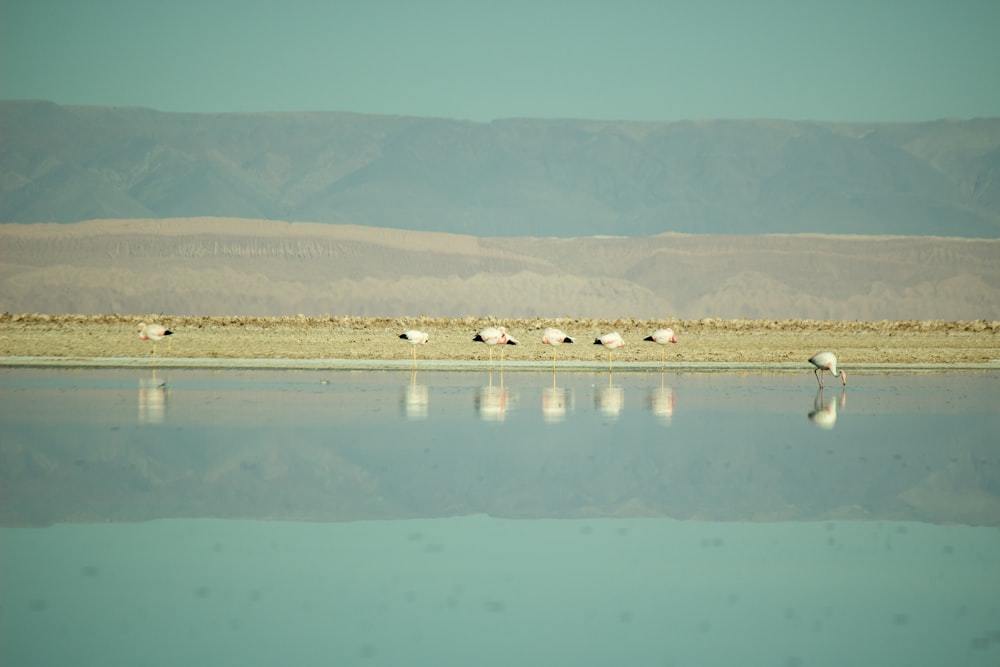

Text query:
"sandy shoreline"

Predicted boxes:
[[1, 314, 997, 368]]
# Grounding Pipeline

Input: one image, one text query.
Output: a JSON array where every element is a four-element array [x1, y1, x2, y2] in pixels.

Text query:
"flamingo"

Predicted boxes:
[[399, 330, 429, 365], [473, 326, 519, 367], [808, 351, 846, 388], [644, 328, 678, 365], [593, 332, 625, 371], [138, 322, 173, 357], [541, 327, 574, 368]]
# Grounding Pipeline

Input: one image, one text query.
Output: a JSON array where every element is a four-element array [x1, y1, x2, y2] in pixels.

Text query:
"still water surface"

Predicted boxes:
[[1, 368, 999, 666]]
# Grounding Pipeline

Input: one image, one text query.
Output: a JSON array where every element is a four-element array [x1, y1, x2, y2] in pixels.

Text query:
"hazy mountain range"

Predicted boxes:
[[2, 219, 997, 320], [2, 100, 999, 237]]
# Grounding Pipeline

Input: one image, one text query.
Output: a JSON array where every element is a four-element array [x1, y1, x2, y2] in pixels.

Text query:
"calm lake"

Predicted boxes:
[[1, 367, 999, 666]]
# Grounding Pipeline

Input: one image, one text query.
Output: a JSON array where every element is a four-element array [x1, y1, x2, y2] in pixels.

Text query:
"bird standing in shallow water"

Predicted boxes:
[[474, 326, 518, 367], [138, 322, 173, 357], [541, 327, 574, 368], [808, 351, 846, 388], [593, 332, 625, 371], [644, 328, 678, 365], [399, 330, 429, 366]]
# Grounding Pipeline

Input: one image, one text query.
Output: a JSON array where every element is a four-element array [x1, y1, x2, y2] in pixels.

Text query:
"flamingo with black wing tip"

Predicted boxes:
[[138, 322, 173, 357], [541, 327, 574, 368], [399, 330, 429, 365], [808, 351, 847, 388], [474, 326, 519, 367], [644, 328, 678, 365], [593, 332, 625, 371]]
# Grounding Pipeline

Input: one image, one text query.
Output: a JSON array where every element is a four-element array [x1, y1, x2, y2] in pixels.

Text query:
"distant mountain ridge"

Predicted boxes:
[[2, 101, 999, 237]]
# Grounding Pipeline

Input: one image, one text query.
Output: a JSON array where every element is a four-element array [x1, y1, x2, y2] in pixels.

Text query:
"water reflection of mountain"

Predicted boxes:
[[3, 370, 999, 527], [3, 419, 998, 527]]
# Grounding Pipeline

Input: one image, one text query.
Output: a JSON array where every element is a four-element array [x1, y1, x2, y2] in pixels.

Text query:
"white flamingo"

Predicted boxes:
[[808, 351, 847, 388], [644, 328, 678, 365], [399, 330, 429, 365], [473, 326, 519, 367], [138, 322, 173, 357], [541, 327, 574, 367], [593, 332, 625, 371]]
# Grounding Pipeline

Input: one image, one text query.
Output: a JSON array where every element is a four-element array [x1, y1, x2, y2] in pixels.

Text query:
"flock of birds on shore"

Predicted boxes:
[[403, 325, 846, 387], [138, 322, 846, 387]]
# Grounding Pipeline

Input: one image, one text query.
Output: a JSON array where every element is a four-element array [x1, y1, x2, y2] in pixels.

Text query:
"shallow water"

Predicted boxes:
[[1, 368, 999, 666]]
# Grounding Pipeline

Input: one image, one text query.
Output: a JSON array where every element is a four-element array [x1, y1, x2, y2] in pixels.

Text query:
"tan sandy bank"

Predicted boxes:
[[1, 314, 997, 368]]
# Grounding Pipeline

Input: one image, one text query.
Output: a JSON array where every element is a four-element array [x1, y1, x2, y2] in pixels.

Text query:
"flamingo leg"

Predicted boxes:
[[814, 368, 824, 388]]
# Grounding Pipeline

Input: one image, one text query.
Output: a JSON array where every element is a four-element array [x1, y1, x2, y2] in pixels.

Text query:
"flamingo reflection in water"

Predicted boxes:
[[542, 369, 570, 423], [649, 374, 676, 425], [475, 369, 510, 422], [138, 369, 168, 424], [594, 370, 624, 419], [808, 387, 846, 430], [403, 370, 429, 420]]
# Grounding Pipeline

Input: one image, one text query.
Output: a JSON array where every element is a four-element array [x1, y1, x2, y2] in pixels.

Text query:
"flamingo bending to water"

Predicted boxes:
[[808, 351, 847, 388], [593, 332, 625, 371]]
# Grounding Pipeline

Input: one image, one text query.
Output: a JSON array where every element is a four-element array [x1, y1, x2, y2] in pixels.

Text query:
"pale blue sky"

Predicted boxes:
[[2, 0, 998, 122]]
